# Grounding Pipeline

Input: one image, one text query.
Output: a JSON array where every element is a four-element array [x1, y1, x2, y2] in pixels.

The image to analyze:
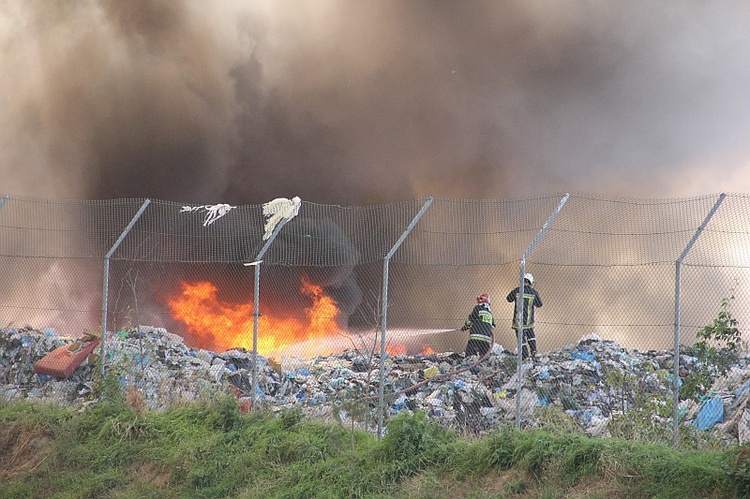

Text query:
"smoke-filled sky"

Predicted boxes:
[[2, 1, 750, 206]]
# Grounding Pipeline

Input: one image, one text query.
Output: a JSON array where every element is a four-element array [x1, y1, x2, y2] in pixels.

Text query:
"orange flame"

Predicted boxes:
[[167, 276, 342, 358], [386, 343, 408, 356]]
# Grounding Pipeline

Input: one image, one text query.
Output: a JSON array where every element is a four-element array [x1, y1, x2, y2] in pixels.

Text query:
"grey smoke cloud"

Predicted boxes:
[[2, 1, 750, 205]]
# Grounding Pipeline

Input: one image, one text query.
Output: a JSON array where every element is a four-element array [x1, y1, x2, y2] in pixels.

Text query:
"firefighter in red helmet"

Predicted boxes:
[[460, 293, 496, 357]]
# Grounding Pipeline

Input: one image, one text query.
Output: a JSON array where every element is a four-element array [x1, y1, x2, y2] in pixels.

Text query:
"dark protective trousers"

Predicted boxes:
[[521, 328, 537, 359], [465, 338, 491, 357]]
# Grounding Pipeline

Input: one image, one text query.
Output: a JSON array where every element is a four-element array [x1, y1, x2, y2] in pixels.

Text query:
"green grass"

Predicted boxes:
[[0, 397, 746, 498]]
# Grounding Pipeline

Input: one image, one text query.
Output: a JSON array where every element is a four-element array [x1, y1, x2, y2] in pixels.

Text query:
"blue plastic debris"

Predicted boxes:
[[736, 380, 750, 397], [393, 394, 408, 412], [330, 378, 347, 389], [578, 410, 593, 423], [693, 397, 724, 430], [570, 350, 596, 362]]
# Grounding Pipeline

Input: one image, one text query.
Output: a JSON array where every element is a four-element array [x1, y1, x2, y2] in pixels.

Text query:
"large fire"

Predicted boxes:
[[167, 276, 345, 358], [167, 276, 440, 359]]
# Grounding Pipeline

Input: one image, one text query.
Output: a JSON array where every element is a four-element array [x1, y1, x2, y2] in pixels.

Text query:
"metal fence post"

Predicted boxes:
[[247, 206, 301, 409], [515, 193, 569, 428], [672, 193, 725, 447], [377, 197, 433, 438], [100, 199, 151, 382]]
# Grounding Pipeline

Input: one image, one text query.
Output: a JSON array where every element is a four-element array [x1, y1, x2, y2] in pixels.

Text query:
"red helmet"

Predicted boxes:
[[477, 293, 490, 304]]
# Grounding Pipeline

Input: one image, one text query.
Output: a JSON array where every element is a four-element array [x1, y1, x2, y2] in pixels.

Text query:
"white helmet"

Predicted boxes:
[[524, 273, 534, 284]]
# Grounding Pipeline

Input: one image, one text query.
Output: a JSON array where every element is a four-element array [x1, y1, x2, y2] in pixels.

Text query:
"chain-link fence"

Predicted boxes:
[[2, 192, 750, 446]]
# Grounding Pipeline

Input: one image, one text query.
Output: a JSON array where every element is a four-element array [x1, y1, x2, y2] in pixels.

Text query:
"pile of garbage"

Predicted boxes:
[[2, 325, 750, 443]]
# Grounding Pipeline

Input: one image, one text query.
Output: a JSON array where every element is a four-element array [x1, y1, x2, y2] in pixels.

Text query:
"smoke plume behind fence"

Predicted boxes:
[[2, 2, 750, 204]]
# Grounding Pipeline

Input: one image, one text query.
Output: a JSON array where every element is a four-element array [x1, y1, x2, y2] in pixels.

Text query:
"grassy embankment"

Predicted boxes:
[[1, 394, 748, 498]]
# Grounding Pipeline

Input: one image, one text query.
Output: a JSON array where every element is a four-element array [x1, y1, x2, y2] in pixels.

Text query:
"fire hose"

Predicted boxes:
[[360, 329, 494, 402]]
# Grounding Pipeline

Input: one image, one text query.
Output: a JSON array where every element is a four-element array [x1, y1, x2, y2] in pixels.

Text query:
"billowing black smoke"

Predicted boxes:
[[2, 1, 750, 204]]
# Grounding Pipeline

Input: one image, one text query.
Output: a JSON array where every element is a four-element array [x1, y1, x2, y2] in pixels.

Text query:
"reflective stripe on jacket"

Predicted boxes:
[[464, 303, 495, 339], [506, 286, 542, 330]]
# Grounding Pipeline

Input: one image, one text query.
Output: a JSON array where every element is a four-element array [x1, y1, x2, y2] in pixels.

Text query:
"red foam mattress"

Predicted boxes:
[[33, 339, 100, 379]]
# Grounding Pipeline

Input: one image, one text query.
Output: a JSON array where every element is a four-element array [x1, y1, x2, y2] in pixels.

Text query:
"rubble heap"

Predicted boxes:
[[2, 326, 750, 443]]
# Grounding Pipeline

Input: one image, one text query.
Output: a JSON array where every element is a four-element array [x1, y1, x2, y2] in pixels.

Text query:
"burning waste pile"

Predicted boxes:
[[2, 325, 750, 443]]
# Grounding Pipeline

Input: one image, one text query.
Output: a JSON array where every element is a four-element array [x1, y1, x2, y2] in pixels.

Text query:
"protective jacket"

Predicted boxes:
[[506, 285, 542, 330], [461, 302, 496, 343]]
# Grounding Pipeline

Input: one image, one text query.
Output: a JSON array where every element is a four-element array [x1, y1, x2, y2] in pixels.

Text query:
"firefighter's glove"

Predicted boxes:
[[461, 321, 472, 332]]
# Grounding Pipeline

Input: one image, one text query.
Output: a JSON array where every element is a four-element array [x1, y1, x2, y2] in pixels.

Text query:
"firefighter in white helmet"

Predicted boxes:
[[460, 293, 496, 357], [506, 273, 543, 360]]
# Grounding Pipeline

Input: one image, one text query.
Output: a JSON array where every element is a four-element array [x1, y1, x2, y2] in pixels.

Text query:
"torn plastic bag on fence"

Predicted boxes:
[[693, 397, 724, 430]]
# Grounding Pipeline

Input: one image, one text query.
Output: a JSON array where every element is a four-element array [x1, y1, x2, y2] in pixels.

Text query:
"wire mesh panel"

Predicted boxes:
[[5, 193, 750, 447], [522, 194, 732, 440], [0, 196, 147, 333], [0, 256, 103, 332], [673, 194, 750, 444], [110, 200, 262, 263], [381, 195, 572, 434], [368, 193, 750, 441]]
